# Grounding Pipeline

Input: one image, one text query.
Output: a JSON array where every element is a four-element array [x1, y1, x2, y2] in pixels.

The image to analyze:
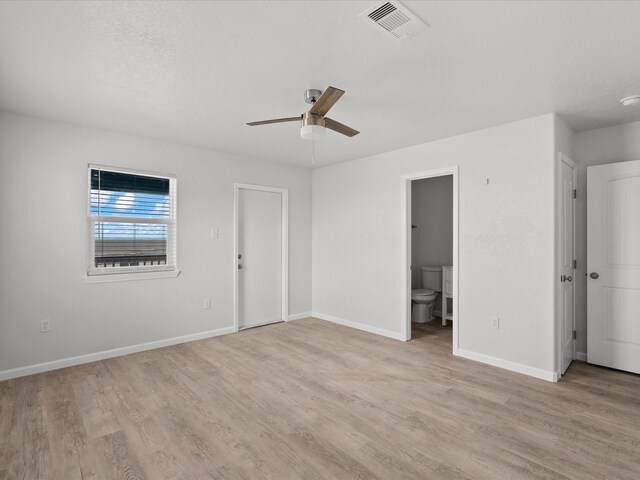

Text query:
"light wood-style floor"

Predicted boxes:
[[1, 318, 639, 479]]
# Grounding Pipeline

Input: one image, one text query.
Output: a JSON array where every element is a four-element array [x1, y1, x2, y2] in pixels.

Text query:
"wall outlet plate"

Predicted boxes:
[[40, 319, 51, 333], [204, 299, 211, 310], [490, 316, 500, 329]]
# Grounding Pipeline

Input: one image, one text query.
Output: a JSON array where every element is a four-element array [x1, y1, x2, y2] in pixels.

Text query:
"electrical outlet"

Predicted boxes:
[[210, 228, 219, 239], [40, 319, 51, 333], [204, 299, 211, 310], [490, 316, 500, 329]]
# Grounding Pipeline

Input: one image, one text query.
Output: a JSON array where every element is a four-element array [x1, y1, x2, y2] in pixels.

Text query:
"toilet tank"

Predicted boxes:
[[421, 266, 443, 291]]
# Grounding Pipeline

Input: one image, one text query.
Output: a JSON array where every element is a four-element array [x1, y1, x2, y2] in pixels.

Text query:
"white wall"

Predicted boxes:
[[0, 112, 312, 375], [411, 176, 453, 289], [313, 114, 558, 377], [573, 120, 640, 356]]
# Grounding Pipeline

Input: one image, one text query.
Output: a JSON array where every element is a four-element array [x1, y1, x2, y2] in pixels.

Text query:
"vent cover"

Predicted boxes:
[[359, 1, 428, 40]]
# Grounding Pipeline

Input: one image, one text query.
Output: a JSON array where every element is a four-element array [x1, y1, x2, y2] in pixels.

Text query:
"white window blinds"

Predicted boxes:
[[87, 166, 177, 275]]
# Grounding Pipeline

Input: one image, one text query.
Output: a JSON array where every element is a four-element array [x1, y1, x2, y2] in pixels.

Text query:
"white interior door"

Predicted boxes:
[[237, 188, 283, 329], [588, 160, 640, 374], [558, 155, 576, 374]]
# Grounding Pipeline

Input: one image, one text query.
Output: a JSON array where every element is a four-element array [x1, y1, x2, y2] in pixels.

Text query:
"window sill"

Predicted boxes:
[[83, 269, 180, 284]]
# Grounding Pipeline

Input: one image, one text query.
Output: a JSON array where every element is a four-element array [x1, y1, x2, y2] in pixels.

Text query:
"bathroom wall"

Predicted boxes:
[[411, 176, 453, 289]]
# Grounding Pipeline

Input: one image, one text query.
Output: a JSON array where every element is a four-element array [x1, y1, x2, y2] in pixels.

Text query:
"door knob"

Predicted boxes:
[[590, 272, 599, 279], [238, 264, 243, 269]]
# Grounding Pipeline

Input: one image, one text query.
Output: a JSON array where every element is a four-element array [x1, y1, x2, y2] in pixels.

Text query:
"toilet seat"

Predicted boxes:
[[411, 288, 435, 299], [412, 288, 435, 295]]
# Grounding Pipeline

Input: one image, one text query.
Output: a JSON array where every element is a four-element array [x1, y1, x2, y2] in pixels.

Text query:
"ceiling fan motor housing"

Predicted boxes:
[[301, 112, 326, 140]]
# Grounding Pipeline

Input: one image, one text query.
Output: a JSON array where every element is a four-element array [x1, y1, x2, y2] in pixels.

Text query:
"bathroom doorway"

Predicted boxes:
[[401, 167, 459, 353]]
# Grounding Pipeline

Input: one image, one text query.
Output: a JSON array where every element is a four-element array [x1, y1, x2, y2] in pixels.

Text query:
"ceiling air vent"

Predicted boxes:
[[359, 1, 428, 40]]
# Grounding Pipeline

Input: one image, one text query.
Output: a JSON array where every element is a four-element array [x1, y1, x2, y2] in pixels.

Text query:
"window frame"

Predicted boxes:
[[86, 164, 178, 281]]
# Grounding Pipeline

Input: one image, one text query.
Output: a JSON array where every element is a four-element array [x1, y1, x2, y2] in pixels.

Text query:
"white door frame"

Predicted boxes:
[[400, 166, 459, 354], [556, 153, 577, 376], [234, 183, 289, 333]]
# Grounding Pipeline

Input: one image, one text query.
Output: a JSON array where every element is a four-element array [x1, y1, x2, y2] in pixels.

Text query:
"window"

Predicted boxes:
[[87, 165, 177, 277]]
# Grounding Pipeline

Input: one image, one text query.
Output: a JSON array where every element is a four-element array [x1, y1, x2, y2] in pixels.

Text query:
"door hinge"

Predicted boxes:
[[573, 259, 577, 269], [573, 330, 577, 340], [573, 189, 577, 199]]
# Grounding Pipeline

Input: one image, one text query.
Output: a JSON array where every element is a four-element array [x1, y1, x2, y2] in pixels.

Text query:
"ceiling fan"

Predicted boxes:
[[247, 86, 360, 140]]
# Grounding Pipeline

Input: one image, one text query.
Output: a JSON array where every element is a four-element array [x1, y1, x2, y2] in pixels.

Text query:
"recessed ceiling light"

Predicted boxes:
[[620, 95, 640, 107]]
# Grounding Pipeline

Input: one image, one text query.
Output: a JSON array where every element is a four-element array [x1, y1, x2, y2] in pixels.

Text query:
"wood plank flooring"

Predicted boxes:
[[1, 317, 639, 479]]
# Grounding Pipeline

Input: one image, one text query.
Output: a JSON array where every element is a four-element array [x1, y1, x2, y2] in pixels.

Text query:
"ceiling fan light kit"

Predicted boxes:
[[300, 112, 326, 141]]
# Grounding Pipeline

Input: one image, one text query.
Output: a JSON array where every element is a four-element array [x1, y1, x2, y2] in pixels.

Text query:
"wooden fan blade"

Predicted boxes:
[[247, 116, 301, 126], [325, 117, 359, 137], [309, 86, 344, 116]]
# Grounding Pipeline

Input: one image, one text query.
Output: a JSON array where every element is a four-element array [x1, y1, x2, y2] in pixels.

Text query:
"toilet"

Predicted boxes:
[[411, 266, 443, 323]]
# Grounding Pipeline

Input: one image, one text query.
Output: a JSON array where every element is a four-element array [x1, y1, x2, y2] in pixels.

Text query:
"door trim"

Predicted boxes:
[[400, 166, 459, 355], [234, 183, 289, 333], [556, 152, 577, 377]]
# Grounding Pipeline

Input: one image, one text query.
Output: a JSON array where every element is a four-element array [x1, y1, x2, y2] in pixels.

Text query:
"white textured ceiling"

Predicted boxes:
[[1, 1, 640, 167]]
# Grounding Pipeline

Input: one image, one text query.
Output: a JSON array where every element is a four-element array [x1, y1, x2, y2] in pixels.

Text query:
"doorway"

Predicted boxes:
[[401, 167, 459, 353], [234, 184, 289, 331]]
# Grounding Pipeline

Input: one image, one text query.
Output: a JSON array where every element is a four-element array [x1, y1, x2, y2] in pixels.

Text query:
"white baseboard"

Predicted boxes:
[[287, 311, 312, 321], [456, 348, 559, 382], [0, 326, 236, 382], [575, 351, 587, 362], [311, 311, 404, 341], [310, 314, 555, 382]]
